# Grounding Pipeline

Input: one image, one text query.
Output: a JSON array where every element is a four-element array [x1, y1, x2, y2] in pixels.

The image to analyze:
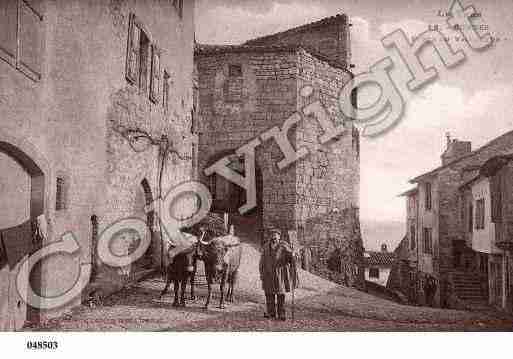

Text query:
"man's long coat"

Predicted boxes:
[[259, 241, 298, 294]]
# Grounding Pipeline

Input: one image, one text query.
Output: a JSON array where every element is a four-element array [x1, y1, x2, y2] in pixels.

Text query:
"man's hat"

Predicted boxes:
[[268, 227, 281, 235]]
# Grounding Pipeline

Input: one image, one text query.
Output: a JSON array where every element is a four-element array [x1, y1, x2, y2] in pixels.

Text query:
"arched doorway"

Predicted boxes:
[[205, 151, 263, 244], [0, 141, 45, 330], [130, 179, 155, 275]]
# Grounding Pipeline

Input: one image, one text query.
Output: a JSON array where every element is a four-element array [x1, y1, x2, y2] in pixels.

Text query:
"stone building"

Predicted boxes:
[[458, 154, 513, 311], [392, 131, 513, 308], [194, 14, 363, 286], [0, 0, 195, 329], [363, 244, 394, 287]]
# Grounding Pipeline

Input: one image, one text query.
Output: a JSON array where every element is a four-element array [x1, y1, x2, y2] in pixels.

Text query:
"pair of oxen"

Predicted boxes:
[[159, 226, 242, 309]]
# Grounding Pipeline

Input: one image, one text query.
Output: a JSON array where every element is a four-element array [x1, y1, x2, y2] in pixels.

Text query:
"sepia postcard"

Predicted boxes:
[[0, 0, 512, 356]]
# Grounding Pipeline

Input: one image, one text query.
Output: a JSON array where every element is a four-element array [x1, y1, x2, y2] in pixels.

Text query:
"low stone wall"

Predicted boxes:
[[299, 207, 364, 288]]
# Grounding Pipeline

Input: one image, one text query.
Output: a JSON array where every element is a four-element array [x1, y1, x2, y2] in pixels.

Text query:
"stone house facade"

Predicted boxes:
[[0, 0, 195, 329], [363, 244, 394, 287], [195, 14, 363, 286], [392, 131, 513, 308], [458, 155, 513, 311]]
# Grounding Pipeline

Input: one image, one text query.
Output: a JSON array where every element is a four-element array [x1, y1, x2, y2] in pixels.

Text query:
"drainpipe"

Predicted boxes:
[[157, 135, 170, 271], [415, 195, 420, 303], [502, 251, 507, 309]]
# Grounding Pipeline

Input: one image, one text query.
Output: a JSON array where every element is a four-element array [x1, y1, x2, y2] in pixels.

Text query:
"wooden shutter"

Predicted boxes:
[[0, 0, 17, 65], [18, 0, 43, 81], [126, 13, 141, 84], [149, 44, 161, 103], [490, 174, 502, 223], [163, 70, 170, 110]]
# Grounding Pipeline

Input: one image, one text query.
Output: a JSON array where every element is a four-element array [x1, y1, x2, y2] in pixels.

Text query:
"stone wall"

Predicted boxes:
[[0, 0, 195, 322], [195, 50, 299, 231], [245, 14, 351, 68], [295, 49, 359, 227], [415, 130, 513, 306], [301, 208, 364, 288]]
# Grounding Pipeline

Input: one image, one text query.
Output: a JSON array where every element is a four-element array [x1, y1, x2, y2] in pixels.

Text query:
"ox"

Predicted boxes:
[[159, 244, 197, 307], [197, 231, 242, 309]]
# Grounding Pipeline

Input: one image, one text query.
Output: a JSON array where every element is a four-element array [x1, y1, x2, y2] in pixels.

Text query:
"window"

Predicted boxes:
[[491, 182, 502, 223], [351, 87, 358, 109], [209, 175, 217, 200], [423, 227, 433, 254], [229, 64, 242, 77], [224, 64, 243, 102], [475, 198, 485, 230], [410, 225, 416, 250], [425, 182, 432, 211], [0, 0, 43, 81], [172, 0, 183, 18], [56, 177, 67, 211], [352, 125, 360, 159], [149, 45, 161, 103], [163, 70, 171, 111], [369, 267, 379, 279], [126, 13, 151, 95], [468, 201, 474, 232], [138, 31, 150, 94], [191, 143, 197, 178], [190, 109, 195, 134]]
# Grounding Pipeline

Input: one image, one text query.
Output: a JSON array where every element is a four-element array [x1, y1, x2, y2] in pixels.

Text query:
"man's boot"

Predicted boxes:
[[264, 293, 276, 319], [277, 294, 286, 320]]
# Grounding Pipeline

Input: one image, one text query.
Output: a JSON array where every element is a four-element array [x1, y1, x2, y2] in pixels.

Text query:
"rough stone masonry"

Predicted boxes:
[[195, 14, 364, 287]]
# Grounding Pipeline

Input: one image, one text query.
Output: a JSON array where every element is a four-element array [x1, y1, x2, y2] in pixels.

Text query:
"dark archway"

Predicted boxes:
[[205, 150, 263, 244], [0, 141, 45, 329], [138, 179, 155, 269]]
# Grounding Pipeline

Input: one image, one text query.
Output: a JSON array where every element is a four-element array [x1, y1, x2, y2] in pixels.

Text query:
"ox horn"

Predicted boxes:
[[199, 231, 209, 245]]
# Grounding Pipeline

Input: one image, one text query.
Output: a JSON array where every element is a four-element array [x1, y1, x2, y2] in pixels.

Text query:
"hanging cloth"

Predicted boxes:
[[1, 220, 32, 269]]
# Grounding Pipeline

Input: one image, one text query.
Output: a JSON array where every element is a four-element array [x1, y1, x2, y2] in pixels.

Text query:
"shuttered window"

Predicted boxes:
[[149, 45, 161, 103], [138, 31, 150, 94], [173, 0, 183, 18], [224, 64, 243, 102], [423, 227, 432, 254], [491, 175, 502, 223], [0, 0, 42, 81], [126, 13, 141, 84], [369, 267, 379, 279], [410, 225, 416, 250], [126, 13, 163, 103], [55, 177, 67, 211], [0, 0, 17, 65], [19, 0, 43, 80], [425, 182, 432, 211], [209, 175, 217, 200], [475, 198, 485, 230], [468, 201, 474, 232], [163, 70, 170, 111], [126, 13, 151, 94]]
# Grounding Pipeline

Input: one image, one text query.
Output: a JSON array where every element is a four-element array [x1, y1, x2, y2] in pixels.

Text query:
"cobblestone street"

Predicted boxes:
[[27, 275, 513, 332]]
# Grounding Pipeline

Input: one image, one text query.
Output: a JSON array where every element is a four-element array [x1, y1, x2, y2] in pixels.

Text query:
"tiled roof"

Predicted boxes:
[[410, 130, 513, 183], [244, 13, 348, 46], [458, 153, 513, 190], [364, 251, 395, 267], [398, 187, 418, 197], [195, 43, 298, 55]]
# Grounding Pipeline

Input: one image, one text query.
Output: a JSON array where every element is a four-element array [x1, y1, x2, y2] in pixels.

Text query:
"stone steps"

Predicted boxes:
[[450, 271, 488, 303]]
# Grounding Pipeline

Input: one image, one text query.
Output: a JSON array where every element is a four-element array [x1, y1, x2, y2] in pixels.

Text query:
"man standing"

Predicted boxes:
[[259, 228, 297, 321]]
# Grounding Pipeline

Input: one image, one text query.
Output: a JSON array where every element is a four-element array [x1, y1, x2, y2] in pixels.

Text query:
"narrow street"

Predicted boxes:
[[27, 275, 513, 332]]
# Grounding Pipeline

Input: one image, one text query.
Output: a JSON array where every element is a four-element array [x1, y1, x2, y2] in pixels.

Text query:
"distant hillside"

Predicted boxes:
[[360, 219, 405, 252]]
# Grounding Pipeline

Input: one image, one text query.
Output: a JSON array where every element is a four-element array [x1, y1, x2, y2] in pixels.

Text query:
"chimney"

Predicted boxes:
[[441, 134, 471, 166], [381, 243, 388, 253]]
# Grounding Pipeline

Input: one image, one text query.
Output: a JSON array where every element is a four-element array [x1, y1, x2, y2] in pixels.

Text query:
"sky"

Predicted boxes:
[[194, 0, 513, 223]]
